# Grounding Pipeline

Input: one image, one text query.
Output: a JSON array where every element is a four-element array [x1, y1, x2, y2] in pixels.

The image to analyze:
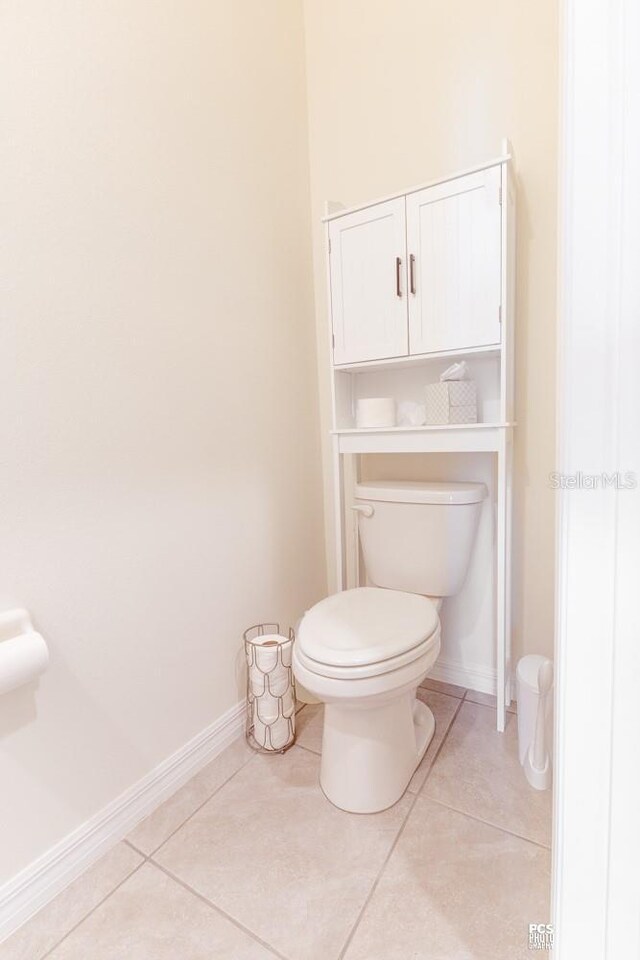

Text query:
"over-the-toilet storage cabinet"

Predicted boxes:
[[329, 166, 502, 364], [325, 150, 515, 731]]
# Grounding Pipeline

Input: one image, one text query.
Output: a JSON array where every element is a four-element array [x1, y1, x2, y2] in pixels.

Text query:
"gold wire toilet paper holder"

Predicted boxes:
[[243, 623, 296, 754]]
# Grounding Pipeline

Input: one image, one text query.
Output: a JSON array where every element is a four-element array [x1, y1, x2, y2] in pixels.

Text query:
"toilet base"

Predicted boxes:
[[320, 692, 435, 814]]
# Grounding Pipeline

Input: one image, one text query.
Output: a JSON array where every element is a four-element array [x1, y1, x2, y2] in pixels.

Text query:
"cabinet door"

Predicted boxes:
[[329, 199, 408, 364], [407, 167, 502, 355]]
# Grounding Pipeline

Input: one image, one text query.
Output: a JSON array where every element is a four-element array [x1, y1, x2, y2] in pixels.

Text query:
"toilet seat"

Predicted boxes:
[[296, 587, 439, 680]]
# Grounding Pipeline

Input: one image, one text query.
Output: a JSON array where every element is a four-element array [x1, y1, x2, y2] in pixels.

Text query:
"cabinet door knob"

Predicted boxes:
[[410, 254, 416, 295], [396, 256, 402, 297]]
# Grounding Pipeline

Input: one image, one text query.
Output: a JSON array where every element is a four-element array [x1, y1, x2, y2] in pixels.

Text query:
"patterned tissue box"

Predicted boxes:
[[424, 380, 478, 425]]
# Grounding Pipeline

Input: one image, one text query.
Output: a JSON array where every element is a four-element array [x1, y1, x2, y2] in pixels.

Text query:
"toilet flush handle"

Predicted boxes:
[[351, 503, 374, 518]]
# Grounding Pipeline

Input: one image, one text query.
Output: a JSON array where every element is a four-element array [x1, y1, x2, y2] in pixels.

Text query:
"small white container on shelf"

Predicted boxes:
[[244, 623, 296, 753]]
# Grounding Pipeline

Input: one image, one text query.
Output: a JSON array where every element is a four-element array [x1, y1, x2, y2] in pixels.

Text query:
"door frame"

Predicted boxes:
[[553, 0, 640, 955]]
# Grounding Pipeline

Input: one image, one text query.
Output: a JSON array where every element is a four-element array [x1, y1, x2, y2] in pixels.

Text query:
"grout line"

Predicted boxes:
[[149, 860, 290, 960], [39, 859, 147, 960], [417, 695, 550, 848], [140, 745, 258, 859], [293, 741, 321, 757], [419, 795, 552, 851], [336, 796, 419, 958], [413, 692, 468, 798], [418, 681, 466, 700], [123, 837, 148, 858], [336, 692, 466, 960], [36, 742, 259, 960], [462, 695, 517, 716]]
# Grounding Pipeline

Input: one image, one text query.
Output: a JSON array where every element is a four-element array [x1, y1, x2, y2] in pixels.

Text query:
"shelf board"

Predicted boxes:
[[333, 422, 515, 455], [333, 422, 514, 435], [333, 344, 501, 373]]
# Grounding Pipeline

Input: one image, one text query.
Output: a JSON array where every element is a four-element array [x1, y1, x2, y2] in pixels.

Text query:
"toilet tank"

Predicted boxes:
[[354, 480, 487, 598]]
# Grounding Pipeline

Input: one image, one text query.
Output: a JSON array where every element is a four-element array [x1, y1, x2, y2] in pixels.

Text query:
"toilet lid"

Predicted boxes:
[[297, 587, 439, 668]]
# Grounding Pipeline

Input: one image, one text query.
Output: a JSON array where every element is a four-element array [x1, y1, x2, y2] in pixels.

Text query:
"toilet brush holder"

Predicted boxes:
[[244, 623, 296, 754], [517, 655, 553, 791]]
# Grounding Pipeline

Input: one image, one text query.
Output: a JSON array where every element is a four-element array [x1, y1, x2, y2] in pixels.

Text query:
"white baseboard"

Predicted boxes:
[[0, 700, 245, 944], [428, 655, 497, 695]]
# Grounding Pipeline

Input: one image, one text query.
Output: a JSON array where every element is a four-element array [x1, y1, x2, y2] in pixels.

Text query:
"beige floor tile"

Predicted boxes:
[[424, 702, 552, 846], [2, 843, 143, 960], [407, 688, 461, 793], [419, 676, 467, 698], [294, 703, 323, 754], [46, 861, 275, 959], [465, 689, 517, 713], [345, 797, 551, 960], [127, 737, 254, 855], [154, 745, 411, 960]]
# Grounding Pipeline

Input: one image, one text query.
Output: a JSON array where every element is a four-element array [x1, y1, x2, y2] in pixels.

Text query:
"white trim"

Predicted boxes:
[[0, 700, 245, 944], [554, 0, 640, 956], [428, 656, 497, 696], [322, 154, 511, 222]]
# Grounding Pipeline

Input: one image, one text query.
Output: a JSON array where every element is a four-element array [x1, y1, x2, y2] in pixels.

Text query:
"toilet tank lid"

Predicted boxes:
[[355, 480, 487, 505]]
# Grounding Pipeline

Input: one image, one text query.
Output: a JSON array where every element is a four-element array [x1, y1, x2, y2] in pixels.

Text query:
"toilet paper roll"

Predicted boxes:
[[356, 398, 396, 429], [0, 632, 49, 696], [248, 634, 291, 673], [247, 634, 293, 697], [254, 689, 295, 723], [253, 714, 293, 751]]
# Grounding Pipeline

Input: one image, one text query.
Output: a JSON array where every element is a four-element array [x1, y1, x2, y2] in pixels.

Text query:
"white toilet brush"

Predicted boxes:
[[523, 658, 553, 791]]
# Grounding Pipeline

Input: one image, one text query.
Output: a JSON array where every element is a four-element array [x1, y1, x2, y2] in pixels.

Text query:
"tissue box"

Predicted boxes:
[[424, 381, 477, 425]]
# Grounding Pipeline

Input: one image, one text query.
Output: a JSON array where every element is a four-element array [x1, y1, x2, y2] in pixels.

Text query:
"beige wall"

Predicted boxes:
[[0, 0, 326, 885], [303, 0, 559, 665]]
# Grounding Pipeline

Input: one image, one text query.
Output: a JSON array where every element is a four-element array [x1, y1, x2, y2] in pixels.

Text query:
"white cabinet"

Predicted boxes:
[[328, 166, 503, 364], [406, 167, 502, 355], [328, 198, 408, 364]]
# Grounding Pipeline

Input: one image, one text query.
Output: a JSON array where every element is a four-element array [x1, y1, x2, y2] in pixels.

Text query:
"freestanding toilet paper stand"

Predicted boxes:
[[244, 623, 296, 754]]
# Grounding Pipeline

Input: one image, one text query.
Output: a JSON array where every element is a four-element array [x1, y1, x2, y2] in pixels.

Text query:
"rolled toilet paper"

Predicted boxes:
[[249, 634, 289, 673], [253, 714, 292, 750], [247, 634, 293, 697], [245, 631, 296, 750], [356, 398, 396, 429], [0, 632, 49, 696]]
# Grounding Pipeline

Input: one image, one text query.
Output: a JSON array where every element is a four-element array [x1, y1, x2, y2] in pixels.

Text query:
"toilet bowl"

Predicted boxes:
[[294, 479, 486, 814], [294, 587, 440, 813]]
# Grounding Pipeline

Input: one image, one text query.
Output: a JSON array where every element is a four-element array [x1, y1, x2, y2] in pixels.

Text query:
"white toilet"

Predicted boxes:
[[293, 480, 487, 813]]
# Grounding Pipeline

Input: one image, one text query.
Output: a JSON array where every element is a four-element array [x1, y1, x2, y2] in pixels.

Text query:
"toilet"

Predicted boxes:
[[293, 479, 487, 813]]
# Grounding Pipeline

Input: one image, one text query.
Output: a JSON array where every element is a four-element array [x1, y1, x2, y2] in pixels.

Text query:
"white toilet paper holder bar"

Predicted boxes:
[[0, 608, 33, 639], [0, 607, 50, 696]]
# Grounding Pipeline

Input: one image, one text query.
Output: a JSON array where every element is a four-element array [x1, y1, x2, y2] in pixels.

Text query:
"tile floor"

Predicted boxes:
[[3, 680, 551, 960]]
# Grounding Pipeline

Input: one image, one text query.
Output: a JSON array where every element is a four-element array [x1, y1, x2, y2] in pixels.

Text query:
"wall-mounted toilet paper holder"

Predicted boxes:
[[0, 608, 50, 696]]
